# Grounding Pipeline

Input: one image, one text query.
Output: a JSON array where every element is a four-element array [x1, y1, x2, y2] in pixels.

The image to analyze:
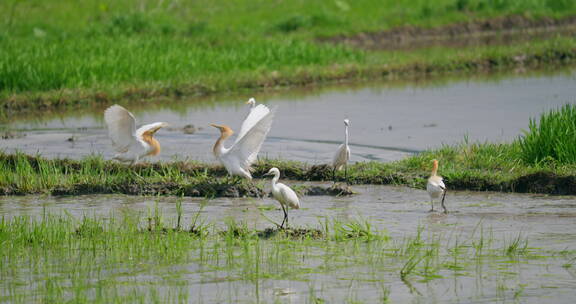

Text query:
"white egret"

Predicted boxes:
[[211, 104, 274, 179], [426, 159, 447, 213], [332, 119, 351, 183], [246, 97, 256, 108], [104, 104, 168, 164], [264, 167, 300, 229]]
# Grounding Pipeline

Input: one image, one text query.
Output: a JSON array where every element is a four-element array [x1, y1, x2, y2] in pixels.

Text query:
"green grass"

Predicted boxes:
[[0, 212, 568, 303], [2, 135, 576, 197], [519, 104, 576, 164], [1, 0, 575, 113]]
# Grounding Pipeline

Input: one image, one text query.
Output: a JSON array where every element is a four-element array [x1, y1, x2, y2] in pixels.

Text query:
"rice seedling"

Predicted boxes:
[[0, 210, 573, 303]]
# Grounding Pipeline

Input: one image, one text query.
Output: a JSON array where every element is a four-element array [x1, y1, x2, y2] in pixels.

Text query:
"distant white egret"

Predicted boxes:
[[427, 159, 447, 213], [265, 167, 300, 229], [332, 119, 351, 183], [246, 97, 256, 109], [211, 104, 274, 179], [104, 104, 168, 164]]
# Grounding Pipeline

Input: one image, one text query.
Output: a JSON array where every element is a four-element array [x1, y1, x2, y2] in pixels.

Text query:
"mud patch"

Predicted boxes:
[[1, 131, 25, 140], [319, 15, 576, 51], [302, 184, 356, 196], [257, 227, 324, 240]]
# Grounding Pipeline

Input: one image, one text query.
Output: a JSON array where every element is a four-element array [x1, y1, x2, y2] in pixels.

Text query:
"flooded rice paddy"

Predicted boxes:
[[1, 69, 576, 303], [1, 69, 575, 163], [1, 184, 576, 303]]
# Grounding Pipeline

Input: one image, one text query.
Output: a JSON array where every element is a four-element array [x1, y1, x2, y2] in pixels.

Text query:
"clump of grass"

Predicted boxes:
[[518, 104, 576, 165]]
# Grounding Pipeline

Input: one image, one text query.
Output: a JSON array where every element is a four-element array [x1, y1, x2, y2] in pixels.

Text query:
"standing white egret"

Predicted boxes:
[[332, 119, 351, 184], [264, 167, 300, 229], [427, 159, 447, 213], [211, 105, 274, 179], [104, 104, 168, 164]]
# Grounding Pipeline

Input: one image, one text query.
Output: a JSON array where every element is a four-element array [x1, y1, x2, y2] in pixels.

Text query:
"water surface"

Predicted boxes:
[[1, 185, 575, 303], [1, 69, 575, 163]]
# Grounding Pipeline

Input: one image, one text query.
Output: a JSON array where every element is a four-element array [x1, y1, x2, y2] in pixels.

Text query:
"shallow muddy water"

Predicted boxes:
[[1, 184, 575, 303], [1, 69, 575, 164]]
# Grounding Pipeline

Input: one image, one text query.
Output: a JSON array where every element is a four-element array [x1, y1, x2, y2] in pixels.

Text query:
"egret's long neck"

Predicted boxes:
[[270, 172, 280, 188], [344, 125, 349, 146], [431, 161, 438, 176], [142, 132, 161, 156], [213, 133, 230, 156]]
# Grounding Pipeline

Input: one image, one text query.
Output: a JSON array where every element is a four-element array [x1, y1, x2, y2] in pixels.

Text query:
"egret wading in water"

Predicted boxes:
[[427, 159, 447, 213], [104, 105, 168, 164], [265, 167, 300, 229], [211, 104, 274, 179], [332, 119, 351, 184]]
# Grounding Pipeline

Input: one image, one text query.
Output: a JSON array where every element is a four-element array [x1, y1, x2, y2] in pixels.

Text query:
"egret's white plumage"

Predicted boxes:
[[426, 159, 447, 213], [104, 105, 168, 164], [332, 119, 351, 183], [238, 101, 270, 144], [211, 105, 274, 179], [265, 167, 300, 228], [246, 97, 256, 108]]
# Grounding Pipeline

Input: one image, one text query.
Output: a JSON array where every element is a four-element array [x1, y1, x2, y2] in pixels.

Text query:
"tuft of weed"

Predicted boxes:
[[518, 104, 576, 165]]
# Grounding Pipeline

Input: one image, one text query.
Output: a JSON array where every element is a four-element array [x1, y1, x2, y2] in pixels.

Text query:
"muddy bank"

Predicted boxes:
[[320, 15, 576, 50], [4, 153, 576, 196]]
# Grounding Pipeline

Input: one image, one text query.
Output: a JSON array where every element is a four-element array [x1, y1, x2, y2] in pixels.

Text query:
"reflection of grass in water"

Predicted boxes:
[[2, 211, 570, 302]]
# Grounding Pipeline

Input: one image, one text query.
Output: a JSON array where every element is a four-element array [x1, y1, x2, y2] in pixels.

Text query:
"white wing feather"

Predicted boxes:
[[278, 183, 300, 209], [227, 110, 274, 170], [332, 144, 350, 169], [136, 122, 166, 139], [236, 104, 270, 143], [104, 105, 137, 153]]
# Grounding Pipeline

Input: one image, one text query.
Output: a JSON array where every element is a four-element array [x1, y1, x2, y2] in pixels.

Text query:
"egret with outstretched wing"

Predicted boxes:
[[211, 105, 274, 179], [104, 105, 168, 164]]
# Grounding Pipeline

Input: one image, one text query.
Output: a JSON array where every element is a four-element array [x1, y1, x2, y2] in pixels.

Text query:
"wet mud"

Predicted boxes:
[[320, 15, 576, 51]]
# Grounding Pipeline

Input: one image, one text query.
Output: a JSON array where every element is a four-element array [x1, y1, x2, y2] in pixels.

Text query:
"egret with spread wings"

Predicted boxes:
[[104, 105, 168, 164], [211, 103, 274, 179]]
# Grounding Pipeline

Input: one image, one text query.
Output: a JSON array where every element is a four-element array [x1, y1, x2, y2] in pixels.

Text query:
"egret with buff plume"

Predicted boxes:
[[211, 104, 274, 179], [427, 159, 447, 213], [264, 167, 300, 229], [104, 104, 168, 164]]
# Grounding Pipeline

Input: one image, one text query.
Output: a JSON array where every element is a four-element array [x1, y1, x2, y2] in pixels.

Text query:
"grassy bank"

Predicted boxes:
[[0, 212, 569, 303], [1, 140, 576, 197], [1, 0, 575, 114]]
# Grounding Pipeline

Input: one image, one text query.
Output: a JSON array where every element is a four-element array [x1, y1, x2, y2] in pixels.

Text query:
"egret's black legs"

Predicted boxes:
[[332, 168, 336, 184], [441, 190, 448, 214], [280, 203, 288, 229]]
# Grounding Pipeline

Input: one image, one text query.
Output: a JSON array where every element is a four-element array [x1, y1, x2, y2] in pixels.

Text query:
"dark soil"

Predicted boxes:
[[257, 227, 324, 240], [319, 15, 576, 51], [303, 184, 356, 196]]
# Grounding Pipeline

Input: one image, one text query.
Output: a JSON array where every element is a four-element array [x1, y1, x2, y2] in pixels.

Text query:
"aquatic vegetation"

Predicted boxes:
[[0, 212, 571, 303]]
